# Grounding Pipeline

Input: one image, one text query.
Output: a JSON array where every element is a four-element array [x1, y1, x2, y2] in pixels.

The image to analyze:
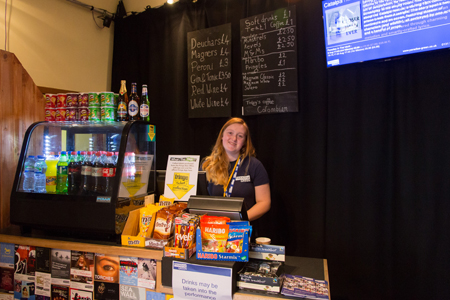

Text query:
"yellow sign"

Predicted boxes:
[[148, 125, 156, 141], [122, 172, 146, 197], [167, 173, 195, 199]]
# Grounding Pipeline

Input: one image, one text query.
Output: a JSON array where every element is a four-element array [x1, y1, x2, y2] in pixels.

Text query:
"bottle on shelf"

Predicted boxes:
[[45, 154, 59, 193], [80, 151, 93, 195], [128, 82, 140, 121], [116, 80, 129, 121], [68, 151, 82, 195], [140, 84, 150, 121], [34, 155, 47, 193], [103, 152, 117, 195], [56, 151, 68, 194], [23, 155, 36, 192], [91, 151, 104, 195]]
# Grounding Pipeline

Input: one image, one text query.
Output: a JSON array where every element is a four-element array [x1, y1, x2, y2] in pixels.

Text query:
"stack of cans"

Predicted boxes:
[[45, 94, 57, 121], [55, 94, 68, 121], [88, 92, 101, 122], [100, 92, 115, 122], [78, 93, 90, 121], [66, 93, 79, 121]]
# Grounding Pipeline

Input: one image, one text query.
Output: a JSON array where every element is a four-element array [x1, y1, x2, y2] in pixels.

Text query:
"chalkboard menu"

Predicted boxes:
[[187, 24, 232, 118], [240, 6, 298, 116]]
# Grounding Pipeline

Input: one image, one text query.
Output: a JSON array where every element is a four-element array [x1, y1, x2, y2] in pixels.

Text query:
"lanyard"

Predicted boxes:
[[223, 155, 241, 197]]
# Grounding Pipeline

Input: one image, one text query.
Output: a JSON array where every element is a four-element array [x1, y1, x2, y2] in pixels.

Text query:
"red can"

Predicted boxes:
[[55, 108, 67, 121], [45, 94, 57, 108], [45, 108, 56, 121], [79, 93, 89, 107], [56, 94, 67, 108], [67, 108, 77, 121], [78, 107, 89, 121], [66, 93, 79, 108]]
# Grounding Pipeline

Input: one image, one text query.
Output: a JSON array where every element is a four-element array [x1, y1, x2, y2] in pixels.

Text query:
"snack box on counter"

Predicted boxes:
[[249, 243, 285, 261], [195, 228, 249, 262], [121, 208, 173, 249], [237, 259, 284, 293], [163, 244, 196, 260]]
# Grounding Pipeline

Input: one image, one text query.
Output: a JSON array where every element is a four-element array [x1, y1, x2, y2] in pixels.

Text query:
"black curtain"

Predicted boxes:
[[111, 0, 450, 299]]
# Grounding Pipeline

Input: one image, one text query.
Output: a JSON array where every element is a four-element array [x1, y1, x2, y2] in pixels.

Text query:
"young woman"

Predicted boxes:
[[201, 117, 271, 221]]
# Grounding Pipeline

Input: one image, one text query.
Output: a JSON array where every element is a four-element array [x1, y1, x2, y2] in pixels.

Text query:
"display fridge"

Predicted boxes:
[[10, 120, 156, 241]]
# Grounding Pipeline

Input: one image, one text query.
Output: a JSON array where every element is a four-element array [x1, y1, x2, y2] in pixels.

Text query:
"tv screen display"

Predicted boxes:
[[322, 0, 450, 67]]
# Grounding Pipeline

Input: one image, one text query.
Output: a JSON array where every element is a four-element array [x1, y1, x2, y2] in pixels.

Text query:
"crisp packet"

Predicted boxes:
[[200, 215, 230, 225]]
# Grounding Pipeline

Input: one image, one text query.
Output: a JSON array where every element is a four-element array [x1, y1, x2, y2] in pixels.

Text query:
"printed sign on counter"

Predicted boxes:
[[164, 155, 200, 201], [172, 261, 232, 300]]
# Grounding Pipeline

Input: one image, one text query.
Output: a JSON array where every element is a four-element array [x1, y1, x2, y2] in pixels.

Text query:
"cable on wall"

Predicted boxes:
[[64, 0, 114, 28]]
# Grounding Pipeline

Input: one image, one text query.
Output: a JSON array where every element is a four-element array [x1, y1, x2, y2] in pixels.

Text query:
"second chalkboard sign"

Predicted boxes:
[[187, 24, 232, 118], [240, 6, 298, 116]]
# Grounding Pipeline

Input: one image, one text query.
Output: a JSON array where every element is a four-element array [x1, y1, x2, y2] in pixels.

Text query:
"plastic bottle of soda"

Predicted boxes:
[[56, 151, 68, 194], [68, 151, 82, 195], [23, 156, 36, 192], [45, 154, 58, 193], [34, 155, 47, 193], [80, 151, 93, 195], [103, 152, 117, 195], [91, 151, 104, 195]]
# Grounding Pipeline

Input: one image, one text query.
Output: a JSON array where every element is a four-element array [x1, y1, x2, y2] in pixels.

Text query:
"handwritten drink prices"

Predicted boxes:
[[240, 6, 298, 115], [187, 24, 232, 118]]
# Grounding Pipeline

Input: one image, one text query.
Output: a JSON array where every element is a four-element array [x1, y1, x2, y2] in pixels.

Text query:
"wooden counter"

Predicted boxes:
[[0, 227, 329, 299]]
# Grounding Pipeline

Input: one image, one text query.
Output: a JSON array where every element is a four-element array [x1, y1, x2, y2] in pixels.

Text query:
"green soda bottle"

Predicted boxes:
[[56, 151, 69, 194]]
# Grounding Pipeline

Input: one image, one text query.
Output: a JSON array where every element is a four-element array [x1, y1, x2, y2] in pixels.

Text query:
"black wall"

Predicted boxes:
[[111, 0, 450, 299]]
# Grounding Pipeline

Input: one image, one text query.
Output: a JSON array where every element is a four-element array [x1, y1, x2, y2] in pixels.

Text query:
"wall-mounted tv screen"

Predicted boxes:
[[322, 0, 450, 67]]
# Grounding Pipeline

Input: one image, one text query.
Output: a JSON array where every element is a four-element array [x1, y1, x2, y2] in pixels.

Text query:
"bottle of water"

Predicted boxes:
[[23, 156, 36, 192], [34, 156, 47, 193]]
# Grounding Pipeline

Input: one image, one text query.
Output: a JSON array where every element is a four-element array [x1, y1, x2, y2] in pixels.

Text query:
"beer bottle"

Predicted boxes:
[[128, 82, 140, 121], [116, 80, 128, 121], [140, 84, 150, 121]]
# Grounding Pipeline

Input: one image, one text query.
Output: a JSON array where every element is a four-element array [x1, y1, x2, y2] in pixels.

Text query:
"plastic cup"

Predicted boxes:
[[256, 237, 271, 245]]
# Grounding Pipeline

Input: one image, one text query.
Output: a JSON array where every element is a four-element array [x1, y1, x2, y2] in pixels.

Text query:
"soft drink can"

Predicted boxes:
[[79, 93, 89, 107], [45, 94, 57, 108], [55, 108, 66, 121], [67, 108, 77, 121], [66, 93, 79, 108], [101, 106, 115, 122], [100, 92, 115, 107], [89, 106, 101, 122], [45, 108, 56, 121], [56, 94, 67, 108], [88, 92, 100, 107], [79, 107, 89, 121]]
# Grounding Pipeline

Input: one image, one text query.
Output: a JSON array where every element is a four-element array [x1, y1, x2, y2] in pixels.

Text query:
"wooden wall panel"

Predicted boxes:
[[0, 50, 45, 229]]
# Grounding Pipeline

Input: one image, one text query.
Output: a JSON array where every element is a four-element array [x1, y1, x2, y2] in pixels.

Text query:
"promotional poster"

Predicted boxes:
[[35, 272, 51, 297], [70, 288, 93, 300], [14, 245, 36, 276], [94, 254, 120, 284], [51, 284, 69, 300], [119, 257, 138, 286], [119, 285, 145, 300], [14, 278, 36, 300], [0, 243, 15, 268], [70, 251, 94, 291], [51, 249, 71, 285], [137, 258, 156, 290], [93, 281, 119, 300], [35, 247, 51, 274]]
